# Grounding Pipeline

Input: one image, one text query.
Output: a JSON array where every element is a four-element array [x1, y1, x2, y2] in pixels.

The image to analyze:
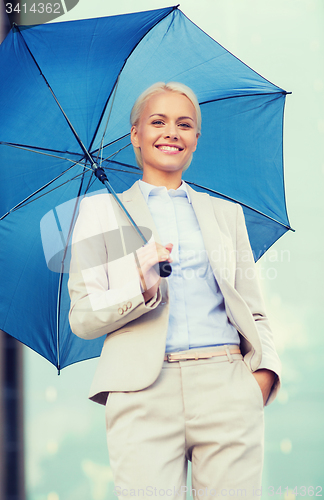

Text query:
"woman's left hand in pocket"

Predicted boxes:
[[252, 369, 276, 406]]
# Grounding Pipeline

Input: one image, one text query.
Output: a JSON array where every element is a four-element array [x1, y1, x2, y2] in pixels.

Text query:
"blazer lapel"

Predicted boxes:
[[116, 181, 162, 245]]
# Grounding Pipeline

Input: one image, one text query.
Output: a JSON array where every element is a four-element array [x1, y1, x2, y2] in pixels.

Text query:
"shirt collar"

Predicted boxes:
[[139, 179, 191, 204]]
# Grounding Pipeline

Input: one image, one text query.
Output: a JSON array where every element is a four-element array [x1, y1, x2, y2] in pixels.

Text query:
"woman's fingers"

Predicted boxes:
[[136, 242, 173, 291], [137, 243, 173, 268], [164, 243, 173, 255], [161, 243, 173, 262]]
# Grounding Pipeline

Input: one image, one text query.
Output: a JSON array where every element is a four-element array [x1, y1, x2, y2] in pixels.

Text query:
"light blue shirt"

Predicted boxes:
[[139, 180, 240, 353]]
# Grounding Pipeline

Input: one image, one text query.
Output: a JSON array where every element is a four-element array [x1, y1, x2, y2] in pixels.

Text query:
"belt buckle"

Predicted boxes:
[[167, 353, 178, 363]]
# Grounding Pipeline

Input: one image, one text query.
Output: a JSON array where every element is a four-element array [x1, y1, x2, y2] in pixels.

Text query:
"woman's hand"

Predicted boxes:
[[252, 369, 276, 406], [136, 242, 173, 303]]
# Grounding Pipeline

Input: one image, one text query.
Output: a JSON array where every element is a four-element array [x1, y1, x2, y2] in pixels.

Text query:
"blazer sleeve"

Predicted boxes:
[[235, 204, 281, 404], [68, 196, 161, 340]]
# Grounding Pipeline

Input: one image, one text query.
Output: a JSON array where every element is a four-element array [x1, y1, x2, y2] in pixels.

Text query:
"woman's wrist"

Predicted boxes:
[[142, 281, 160, 303], [143, 289, 154, 303]]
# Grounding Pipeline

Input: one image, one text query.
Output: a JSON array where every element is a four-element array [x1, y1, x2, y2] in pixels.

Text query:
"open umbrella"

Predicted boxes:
[[0, 5, 292, 371]]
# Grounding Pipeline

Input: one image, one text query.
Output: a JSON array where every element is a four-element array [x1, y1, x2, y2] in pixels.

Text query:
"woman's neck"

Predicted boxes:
[[141, 169, 182, 190]]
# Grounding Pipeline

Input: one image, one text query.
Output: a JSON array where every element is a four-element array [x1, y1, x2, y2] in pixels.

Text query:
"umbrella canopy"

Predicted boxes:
[[0, 5, 292, 370]]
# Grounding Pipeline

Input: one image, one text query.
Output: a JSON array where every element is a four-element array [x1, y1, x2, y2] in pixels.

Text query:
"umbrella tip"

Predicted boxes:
[[12, 22, 21, 34], [57, 366, 61, 375]]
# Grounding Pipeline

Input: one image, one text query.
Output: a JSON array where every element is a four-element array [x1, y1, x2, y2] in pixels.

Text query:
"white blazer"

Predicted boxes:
[[68, 181, 281, 405]]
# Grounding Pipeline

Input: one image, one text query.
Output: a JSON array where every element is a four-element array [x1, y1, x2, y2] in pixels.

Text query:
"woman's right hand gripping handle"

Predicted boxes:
[[136, 243, 173, 303]]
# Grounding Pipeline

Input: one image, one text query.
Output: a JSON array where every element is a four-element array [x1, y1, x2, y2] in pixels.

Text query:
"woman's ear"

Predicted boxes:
[[192, 132, 200, 153], [130, 126, 139, 148]]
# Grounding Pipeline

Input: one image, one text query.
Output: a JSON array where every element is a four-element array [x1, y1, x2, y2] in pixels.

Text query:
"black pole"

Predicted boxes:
[[0, 331, 25, 500]]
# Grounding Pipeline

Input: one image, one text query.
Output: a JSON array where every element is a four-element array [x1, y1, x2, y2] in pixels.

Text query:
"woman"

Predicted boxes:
[[68, 82, 281, 498]]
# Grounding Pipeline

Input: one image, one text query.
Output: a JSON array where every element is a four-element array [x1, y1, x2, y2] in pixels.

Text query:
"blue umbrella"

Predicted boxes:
[[0, 5, 292, 370]]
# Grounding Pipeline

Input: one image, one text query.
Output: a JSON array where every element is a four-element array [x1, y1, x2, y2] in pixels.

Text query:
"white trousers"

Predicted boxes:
[[105, 347, 264, 499]]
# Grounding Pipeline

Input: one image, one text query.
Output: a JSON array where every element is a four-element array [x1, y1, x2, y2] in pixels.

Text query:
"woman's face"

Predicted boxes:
[[131, 91, 199, 176]]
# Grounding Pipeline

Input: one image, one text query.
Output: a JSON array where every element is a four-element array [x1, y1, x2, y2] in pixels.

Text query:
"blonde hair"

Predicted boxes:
[[130, 82, 201, 170]]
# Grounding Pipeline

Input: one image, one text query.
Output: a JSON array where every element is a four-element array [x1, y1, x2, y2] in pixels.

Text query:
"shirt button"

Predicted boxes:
[[118, 308, 124, 315], [127, 301, 132, 309], [123, 304, 127, 312]]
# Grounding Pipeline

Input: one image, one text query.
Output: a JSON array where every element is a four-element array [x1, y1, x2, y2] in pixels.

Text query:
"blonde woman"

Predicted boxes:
[[68, 82, 281, 498]]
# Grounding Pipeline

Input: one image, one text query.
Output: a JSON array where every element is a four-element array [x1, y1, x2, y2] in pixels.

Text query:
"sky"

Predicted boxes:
[[18, 0, 324, 499]]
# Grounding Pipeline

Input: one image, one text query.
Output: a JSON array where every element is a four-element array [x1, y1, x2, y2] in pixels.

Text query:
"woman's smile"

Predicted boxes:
[[155, 144, 184, 153]]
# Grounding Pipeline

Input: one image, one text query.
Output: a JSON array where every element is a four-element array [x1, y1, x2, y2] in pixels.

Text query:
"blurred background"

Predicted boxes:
[[0, 0, 323, 498]]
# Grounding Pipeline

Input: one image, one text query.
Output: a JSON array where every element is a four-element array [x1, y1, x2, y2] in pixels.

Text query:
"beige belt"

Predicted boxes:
[[164, 347, 241, 363]]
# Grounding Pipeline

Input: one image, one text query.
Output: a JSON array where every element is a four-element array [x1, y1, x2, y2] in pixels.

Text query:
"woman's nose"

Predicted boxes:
[[164, 123, 179, 140]]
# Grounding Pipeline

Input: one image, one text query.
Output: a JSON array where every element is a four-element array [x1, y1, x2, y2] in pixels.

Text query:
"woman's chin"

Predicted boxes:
[[142, 163, 183, 175]]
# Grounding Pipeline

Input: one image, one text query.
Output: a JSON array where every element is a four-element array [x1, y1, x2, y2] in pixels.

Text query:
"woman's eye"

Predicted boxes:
[[179, 123, 192, 128], [152, 120, 164, 125]]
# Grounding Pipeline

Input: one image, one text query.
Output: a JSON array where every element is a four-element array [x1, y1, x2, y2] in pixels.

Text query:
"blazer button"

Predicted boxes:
[[127, 301, 132, 309], [118, 307, 124, 315], [123, 304, 127, 312]]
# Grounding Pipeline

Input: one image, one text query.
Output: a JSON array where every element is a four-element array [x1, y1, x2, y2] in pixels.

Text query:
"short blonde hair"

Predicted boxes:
[[130, 82, 201, 170]]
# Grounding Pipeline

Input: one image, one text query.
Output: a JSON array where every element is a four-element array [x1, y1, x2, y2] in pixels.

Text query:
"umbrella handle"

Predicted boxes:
[[159, 261, 172, 278]]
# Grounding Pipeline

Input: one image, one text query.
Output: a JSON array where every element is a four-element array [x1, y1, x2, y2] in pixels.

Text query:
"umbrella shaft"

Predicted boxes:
[[93, 167, 147, 245], [104, 179, 148, 245]]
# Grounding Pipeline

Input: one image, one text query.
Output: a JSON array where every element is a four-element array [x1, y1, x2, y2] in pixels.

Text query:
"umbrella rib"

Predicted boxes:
[[95, 74, 121, 166], [55, 168, 89, 374], [102, 163, 141, 174], [0, 141, 86, 166], [56, 263, 63, 374], [199, 91, 290, 107], [91, 133, 130, 154], [0, 164, 90, 220], [100, 142, 132, 164], [4, 171, 94, 214], [0, 141, 81, 157], [186, 181, 294, 231]]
